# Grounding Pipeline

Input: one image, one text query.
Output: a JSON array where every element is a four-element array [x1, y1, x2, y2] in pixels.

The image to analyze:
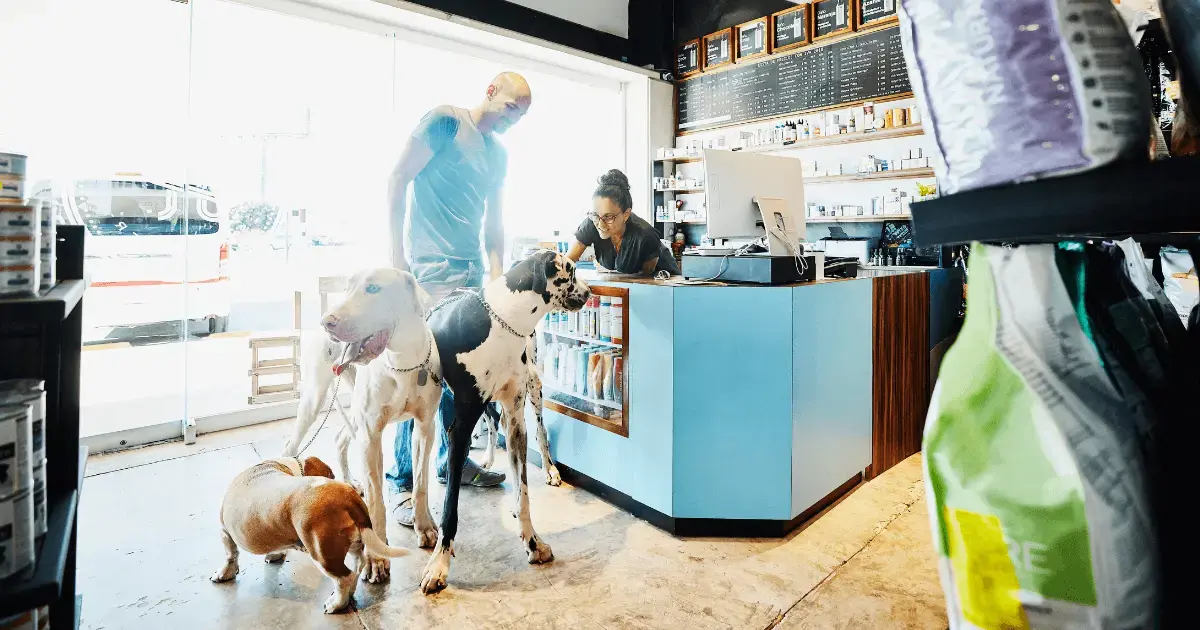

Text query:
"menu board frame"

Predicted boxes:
[[770, 4, 810, 54], [735, 16, 771, 63], [703, 28, 734, 71], [856, 0, 900, 30], [812, 0, 855, 43], [676, 38, 702, 79]]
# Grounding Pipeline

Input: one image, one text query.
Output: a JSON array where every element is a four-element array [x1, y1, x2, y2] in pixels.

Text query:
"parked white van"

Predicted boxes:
[[31, 174, 231, 333]]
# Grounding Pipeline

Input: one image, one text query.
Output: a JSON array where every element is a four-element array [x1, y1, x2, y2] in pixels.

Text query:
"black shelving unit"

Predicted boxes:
[[0, 225, 86, 629]]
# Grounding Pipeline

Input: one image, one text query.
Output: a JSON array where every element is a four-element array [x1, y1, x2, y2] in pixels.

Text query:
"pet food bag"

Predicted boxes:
[[1159, 248, 1197, 327], [924, 243, 1159, 629], [898, 0, 1150, 195]]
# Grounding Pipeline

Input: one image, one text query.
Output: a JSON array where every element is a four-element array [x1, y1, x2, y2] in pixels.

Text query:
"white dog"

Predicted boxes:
[[282, 267, 442, 584]]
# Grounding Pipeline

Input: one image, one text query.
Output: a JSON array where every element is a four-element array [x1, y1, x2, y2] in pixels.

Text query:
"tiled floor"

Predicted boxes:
[[78, 420, 947, 629]]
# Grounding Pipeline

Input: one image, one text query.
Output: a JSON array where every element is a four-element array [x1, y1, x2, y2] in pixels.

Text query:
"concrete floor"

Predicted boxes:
[[79, 420, 948, 629]]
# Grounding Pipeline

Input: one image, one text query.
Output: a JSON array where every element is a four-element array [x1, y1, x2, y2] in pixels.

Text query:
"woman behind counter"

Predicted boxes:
[[566, 169, 680, 276]]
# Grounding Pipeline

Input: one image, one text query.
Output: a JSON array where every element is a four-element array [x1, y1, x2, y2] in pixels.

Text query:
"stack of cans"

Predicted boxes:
[[0, 385, 35, 583], [0, 152, 47, 297]]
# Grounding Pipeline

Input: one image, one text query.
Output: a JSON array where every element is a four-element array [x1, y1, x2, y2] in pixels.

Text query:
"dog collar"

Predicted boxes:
[[384, 333, 441, 387], [472, 291, 533, 338]]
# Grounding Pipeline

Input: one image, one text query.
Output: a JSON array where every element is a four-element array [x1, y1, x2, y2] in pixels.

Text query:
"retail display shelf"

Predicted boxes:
[[655, 187, 705, 194], [655, 125, 926, 164], [0, 488, 79, 616], [808, 214, 913, 223], [0, 279, 87, 320], [542, 383, 623, 411], [805, 168, 935, 184], [539, 328, 622, 349]]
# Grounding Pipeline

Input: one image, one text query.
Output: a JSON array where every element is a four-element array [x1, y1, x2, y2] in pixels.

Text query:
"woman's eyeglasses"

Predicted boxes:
[[589, 212, 622, 225]]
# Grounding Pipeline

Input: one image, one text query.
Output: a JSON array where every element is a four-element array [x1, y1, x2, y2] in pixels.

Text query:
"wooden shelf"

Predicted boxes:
[[808, 214, 913, 223], [543, 383, 623, 411], [805, 168, 935, 184], [539, 328, 622, 349], [655, 125, 926, 164], [655, 187, 705, 194]]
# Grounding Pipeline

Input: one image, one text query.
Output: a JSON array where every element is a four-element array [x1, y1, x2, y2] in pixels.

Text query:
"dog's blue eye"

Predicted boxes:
[[365, 283, 381, 294]]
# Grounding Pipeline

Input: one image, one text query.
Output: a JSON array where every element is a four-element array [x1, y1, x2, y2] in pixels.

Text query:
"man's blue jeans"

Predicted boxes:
[[385, 258, 483, 493]]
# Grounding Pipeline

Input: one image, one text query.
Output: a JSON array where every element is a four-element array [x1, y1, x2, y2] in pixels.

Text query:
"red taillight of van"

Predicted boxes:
[[219, 242, 229, 279]]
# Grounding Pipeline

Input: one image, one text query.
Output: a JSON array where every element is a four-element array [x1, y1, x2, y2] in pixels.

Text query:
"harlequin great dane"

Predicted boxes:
[[419, 249, 590, 594], [477, 336, 562, 487], [283, 267, 442, 584]]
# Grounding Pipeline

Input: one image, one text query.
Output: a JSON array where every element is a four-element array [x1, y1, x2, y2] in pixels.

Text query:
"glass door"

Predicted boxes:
[[184, 0, 395, 427], [0, 0, 193, 443]]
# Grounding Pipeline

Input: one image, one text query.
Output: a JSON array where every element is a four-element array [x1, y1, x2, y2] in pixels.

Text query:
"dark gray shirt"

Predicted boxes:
[[575, 214, 679, 275]]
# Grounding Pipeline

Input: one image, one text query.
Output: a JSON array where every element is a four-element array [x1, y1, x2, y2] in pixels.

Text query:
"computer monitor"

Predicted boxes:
[[702, 149, 807, 247]]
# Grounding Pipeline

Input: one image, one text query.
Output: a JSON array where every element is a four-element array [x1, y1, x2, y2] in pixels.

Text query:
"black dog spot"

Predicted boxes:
[[521, 350, 527, 364], [552, 277, 569, 286], [528, 538, 538, 552], [530, 306, 537, 314]]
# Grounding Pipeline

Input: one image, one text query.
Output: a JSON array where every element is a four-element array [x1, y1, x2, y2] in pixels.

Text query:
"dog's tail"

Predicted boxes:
[[359, 528, 409, 558]]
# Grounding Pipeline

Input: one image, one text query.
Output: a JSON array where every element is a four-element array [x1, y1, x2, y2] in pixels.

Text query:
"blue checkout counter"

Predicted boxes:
[[527, 268, 962, 537]]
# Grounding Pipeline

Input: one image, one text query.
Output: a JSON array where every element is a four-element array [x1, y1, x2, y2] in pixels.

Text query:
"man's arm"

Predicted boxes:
[[484, 185, 505, 280], [388, 136, 435, 271]]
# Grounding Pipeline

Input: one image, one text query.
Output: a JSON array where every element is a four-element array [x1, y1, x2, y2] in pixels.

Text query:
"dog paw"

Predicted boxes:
[[419, 565, 448, 595], [359, 554, 391, 584], [525, 537, 554, 564], [420, 544, 453, 595], [264, 551, 286, 563], [324, 592, 353, 614], [545, 465, 562, 487], [416, 524, 439, 549], [210, 564, 238, 583]]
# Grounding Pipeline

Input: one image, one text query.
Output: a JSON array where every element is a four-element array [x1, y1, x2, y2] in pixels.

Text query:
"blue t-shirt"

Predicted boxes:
[[406, 105, 507, 264]]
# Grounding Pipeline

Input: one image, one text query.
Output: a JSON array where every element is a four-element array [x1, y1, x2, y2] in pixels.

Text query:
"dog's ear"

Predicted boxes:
[[301, 457, 335, 479], [402, 271, 431, 317], [531, 250, 557, 300]]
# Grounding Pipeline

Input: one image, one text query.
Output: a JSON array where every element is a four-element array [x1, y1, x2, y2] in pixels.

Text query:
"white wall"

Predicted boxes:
[[506, 0, 629, 39]]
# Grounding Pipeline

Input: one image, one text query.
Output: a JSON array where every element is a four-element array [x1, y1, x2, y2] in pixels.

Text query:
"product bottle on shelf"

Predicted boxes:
[[599, 296, 612, 342]]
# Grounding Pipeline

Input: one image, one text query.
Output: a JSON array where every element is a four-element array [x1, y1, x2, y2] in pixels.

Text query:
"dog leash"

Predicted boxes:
[[294, 344, 352, 458]]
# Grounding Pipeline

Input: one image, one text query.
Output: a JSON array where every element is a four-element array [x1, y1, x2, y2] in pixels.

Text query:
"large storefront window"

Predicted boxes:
[[0, 0, 627, 444]]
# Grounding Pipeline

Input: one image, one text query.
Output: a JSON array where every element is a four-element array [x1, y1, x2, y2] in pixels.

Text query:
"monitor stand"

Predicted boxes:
[[754, 196, 803, 257]]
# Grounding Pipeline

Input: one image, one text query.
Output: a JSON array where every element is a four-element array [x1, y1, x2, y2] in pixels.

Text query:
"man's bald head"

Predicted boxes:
[[479, 71, 532, 134]]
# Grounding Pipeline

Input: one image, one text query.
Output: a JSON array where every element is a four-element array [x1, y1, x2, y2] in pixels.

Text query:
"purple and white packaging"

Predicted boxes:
[[898, 0, 1150, 195]]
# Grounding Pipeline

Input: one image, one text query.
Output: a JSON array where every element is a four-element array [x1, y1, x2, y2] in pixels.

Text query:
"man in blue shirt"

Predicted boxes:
[[386, 72, 532, 527]]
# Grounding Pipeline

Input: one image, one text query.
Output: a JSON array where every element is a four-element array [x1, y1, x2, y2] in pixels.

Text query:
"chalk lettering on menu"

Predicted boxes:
[[677, 39, 701, 78], [858, 0, 899, 29], [813, 0, 853, 41], [772, 5, 809, 53], [676, 27, 910, 131]]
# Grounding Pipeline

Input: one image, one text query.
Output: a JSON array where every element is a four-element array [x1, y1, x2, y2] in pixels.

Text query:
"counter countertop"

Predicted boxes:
[[578, 266, 941, 288]]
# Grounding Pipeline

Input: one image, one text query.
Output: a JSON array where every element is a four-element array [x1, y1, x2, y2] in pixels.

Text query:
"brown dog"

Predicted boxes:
[[209, 456, 408, 613]]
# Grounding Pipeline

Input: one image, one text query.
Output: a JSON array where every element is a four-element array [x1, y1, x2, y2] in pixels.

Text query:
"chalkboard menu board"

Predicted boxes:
[[736, 18, 769, 62], [677, 39, 701, 78], [771, 5, 809, 53], [704, 29, 733, 70], [676, 27, 912, 132], [858, 0, 899, 28], [813, 0, 853, 41]]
